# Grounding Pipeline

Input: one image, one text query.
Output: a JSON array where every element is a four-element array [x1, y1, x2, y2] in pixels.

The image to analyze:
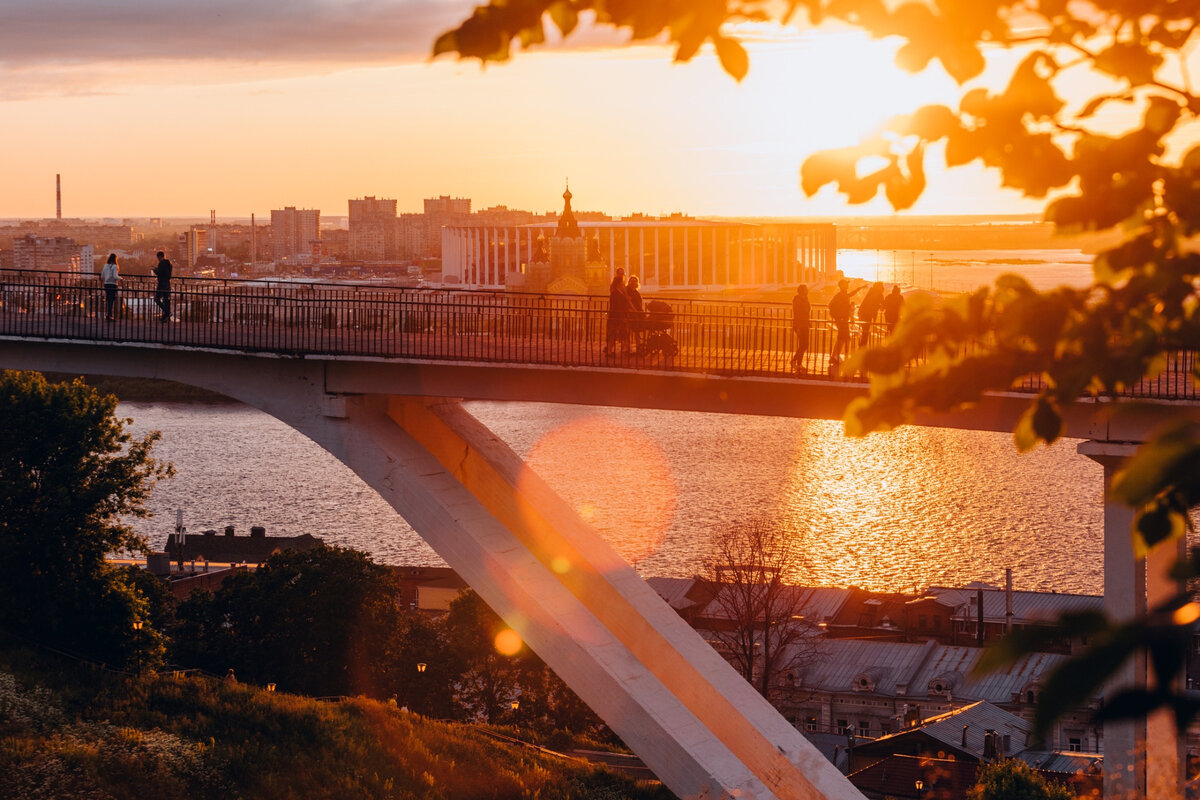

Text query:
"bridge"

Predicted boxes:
[[1, 269, 1195, 799]]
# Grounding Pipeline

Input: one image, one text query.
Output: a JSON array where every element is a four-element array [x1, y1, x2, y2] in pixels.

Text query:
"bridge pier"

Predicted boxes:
[[1079, 441, 1186, 800], [284, 391, 862, 800]]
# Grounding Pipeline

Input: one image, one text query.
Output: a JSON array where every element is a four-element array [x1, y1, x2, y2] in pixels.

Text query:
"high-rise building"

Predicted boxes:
[[348, 196, 398, 261], [270, 207, 320, 262], [178, 226, 208, 271], [13, 235, 93, 273], [423, 195, 471, 257]]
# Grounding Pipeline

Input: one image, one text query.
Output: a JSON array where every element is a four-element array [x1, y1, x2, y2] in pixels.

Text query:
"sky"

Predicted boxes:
[[1, 0, 1070, 220]]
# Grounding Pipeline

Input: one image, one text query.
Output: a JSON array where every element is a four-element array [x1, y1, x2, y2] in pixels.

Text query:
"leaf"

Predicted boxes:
[[548, 1, 578, 37], [713, 36, 749, 81]]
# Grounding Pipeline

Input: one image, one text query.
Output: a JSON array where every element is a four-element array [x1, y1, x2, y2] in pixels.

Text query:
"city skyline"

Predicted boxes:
[[3, 2, 1077, 220]]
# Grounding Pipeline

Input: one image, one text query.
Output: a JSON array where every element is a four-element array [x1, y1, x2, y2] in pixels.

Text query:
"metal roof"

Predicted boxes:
[[925, 587, 1102, 624], [1016, 751, 1104, 774], [789, 638, 1071, 704], [645, 576, 701, 611], [910, 701, 1032, 757]]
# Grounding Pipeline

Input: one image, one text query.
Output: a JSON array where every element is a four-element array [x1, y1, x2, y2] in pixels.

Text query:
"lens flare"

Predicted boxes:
[[520, 416, 676, 565], [494, 629, 523, 656]]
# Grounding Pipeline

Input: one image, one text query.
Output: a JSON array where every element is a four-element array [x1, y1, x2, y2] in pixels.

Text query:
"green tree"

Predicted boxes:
[[435, 0, 1200, 733], [0, 370, 173, 667], [173, 545, 415, 697], [969, 759, 1074, 800]]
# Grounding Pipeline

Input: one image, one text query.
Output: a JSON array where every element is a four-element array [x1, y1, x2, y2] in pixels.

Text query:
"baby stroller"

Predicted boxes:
[[636, 299, 679, 358]]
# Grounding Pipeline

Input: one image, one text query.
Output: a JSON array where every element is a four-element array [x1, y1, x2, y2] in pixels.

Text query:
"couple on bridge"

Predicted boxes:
[[97, 251, 174, 322]]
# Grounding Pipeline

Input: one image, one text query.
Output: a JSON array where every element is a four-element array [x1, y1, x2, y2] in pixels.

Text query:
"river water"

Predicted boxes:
[[119, 248, 1113, 596]]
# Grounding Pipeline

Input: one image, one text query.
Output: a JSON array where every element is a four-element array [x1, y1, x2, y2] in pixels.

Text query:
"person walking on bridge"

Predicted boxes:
[[791, 284, 810, 375], [100, 253, 120, 321], [152, 251, 173, 322]]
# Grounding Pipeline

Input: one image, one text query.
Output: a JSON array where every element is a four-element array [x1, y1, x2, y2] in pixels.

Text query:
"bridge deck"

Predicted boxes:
[[1, 269, 1196, 402]]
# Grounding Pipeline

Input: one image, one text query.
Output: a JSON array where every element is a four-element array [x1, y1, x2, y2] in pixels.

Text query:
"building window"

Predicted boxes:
[[918, 614, 928, 630], [858, 721, 870, 738], [1069, 737, 1082, 752], [837, 719, 849, 735], [880, 722, 891, 736], [806, 717, 818, 732]]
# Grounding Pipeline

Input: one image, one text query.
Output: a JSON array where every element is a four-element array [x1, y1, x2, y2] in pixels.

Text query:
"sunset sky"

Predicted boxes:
[[3, 1, 1062, 220]]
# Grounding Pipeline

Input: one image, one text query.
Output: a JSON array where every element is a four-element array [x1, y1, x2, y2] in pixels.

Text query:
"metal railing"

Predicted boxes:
[[0, 268, 1196, 399]]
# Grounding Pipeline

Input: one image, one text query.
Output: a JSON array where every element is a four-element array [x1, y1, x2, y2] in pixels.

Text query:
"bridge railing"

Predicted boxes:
[[0, 269, 1196, 400]]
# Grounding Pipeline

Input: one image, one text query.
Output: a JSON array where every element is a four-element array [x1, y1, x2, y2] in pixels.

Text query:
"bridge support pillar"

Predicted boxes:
[[286, 392, 861, 800], [1079, 441, 1185, 800]]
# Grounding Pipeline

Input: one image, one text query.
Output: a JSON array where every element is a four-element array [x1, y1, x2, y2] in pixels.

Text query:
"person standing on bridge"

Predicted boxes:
[[100, 253, 120, 321], [882, 284, 904, 335], [791, 284, 810, 375], [153, 251, 173, 322], [857, 281, 885, 347], [605, 268, 633, 358], [827, 279, 862, 369]]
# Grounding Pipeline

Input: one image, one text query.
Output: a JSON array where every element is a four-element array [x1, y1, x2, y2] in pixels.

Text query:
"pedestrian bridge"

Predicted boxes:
[[1, 269, 1196, 800]]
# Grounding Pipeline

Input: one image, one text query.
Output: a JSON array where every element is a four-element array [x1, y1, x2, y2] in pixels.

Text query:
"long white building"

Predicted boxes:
[[441, 217, 837, 291]]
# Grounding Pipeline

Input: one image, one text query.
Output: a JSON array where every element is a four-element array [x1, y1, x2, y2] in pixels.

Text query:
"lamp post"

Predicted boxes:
[[416, 662, 428, 715], [915, 778, 924, 799], [266, 683, 276, 692], [131, 620, 143, 675]]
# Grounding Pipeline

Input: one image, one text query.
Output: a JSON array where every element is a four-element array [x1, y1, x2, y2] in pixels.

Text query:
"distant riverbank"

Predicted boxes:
[[41, 373, 234, 404]]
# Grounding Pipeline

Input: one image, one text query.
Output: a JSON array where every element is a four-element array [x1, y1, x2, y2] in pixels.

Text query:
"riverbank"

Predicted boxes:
[[41, 373, 235, 403]]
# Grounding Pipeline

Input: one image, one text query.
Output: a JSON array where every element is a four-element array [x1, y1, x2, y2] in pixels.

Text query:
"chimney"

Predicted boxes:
[[962, 724, 969, 747], [250, 525, 266, 538], [210, 209, 216, 225], [1005, 568, 1014, 635], [224, 525, 236, 537], [977, 587, 985, 646], [983, 729, 998, 760], [56, 174, 61, 219], [250, 213, 256, 269]]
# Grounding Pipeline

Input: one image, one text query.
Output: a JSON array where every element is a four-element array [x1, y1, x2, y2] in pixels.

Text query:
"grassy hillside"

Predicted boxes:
[[0, 646, 673, 800]]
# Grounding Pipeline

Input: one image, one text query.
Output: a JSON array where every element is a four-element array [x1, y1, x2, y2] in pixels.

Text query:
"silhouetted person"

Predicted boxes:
[[857, 281, 885, 346], [605, 268, 633, 357], [882, 284, 904, 335], [827, 279, 862, 366], [100, 253, 120, 321], [223, 668, 237, 684], [627, 274, 645, 352], [791, 284, 810, 374], [153, 251, 173, 322]]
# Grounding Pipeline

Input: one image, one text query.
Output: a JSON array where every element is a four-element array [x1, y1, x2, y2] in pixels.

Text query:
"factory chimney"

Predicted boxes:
[[56, 174, 61, 219], [210, 209, 216, 225]]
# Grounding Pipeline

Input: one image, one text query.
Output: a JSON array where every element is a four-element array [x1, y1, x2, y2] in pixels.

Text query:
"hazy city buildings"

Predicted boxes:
[[348, 196, 398, 261], [13, 235, 94, 273], [270, 207, 321, 263]]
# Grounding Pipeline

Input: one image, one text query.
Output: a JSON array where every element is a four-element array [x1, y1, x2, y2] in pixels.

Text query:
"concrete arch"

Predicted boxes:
[[0, 340, 864, 800]]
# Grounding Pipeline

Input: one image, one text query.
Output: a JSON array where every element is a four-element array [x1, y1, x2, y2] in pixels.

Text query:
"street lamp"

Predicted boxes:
[[131, 620, 143, 675], [915, 778, 924, 798], [266, 683, 276, 692], [416, 662, 427, 673]]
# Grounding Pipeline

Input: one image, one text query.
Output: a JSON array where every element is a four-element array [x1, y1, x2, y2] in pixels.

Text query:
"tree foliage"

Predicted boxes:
[[968, 759, 1074, 800], [435, 0, 1200, 731], [174, 545, 421, 698], [0, 370, 173, 666]]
